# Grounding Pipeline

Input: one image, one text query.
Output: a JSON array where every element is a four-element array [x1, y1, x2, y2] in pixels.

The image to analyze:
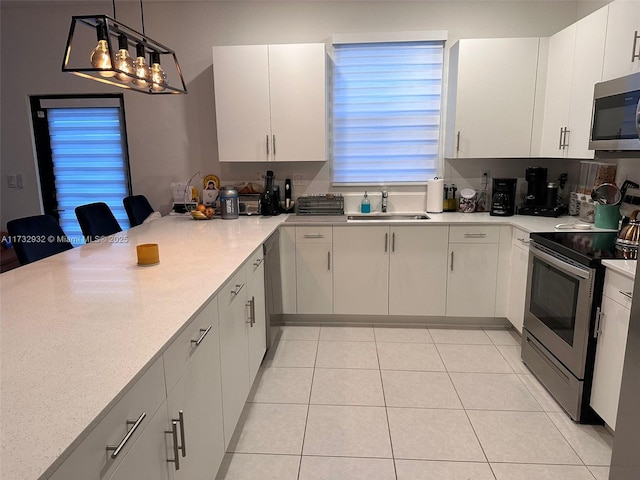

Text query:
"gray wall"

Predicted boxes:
[[0, 1, 609, 227]]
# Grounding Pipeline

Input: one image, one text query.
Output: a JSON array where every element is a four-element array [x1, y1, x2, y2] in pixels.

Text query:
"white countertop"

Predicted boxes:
[[0, 214, 284, 480], [603, 259, 637, 278]]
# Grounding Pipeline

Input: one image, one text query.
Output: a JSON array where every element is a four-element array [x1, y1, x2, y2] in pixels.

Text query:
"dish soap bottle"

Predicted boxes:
[[361, 191, 371, 213]]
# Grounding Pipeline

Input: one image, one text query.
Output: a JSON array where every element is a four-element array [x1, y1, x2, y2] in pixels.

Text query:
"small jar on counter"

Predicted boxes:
[[459, 189, 477, 213]]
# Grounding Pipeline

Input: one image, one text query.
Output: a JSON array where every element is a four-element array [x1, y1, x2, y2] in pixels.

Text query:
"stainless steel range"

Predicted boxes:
[[522, 231, 629, 423]]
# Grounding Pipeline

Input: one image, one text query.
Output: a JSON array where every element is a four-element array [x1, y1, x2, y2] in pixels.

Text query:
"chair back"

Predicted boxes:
[[123, 195, 154, 227], [75, 202, 122, 242], [7, 215, 73, 265]]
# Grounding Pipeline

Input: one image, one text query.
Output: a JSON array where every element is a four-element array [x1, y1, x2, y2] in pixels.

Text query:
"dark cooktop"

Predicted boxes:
[[530, 231, 634, 267]]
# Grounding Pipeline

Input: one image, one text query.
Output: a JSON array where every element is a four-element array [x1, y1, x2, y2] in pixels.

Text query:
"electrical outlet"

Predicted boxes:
[[7, 174, 17, 188], [481, 169, 490, 179]]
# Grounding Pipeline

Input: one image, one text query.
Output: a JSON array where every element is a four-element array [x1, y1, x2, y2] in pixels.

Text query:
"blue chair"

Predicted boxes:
[[6, 214, 73, 265], [123, 195, 154, 227], [75, 202, 122, 243]]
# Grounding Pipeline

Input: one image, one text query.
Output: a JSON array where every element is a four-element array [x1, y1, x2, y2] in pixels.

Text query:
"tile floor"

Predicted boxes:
[[215, 326, 613, 480]]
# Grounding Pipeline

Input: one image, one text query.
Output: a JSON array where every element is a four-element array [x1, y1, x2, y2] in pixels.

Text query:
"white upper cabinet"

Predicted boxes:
[[445, 38, 541, 158], [212, 43, 326, 162], [539, 6, 607, 159], [602, 0, 640, 81]]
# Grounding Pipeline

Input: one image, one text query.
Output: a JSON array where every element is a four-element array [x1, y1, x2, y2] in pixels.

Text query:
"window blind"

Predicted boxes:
[[47, 107, 130, 244], [332, 41, 444, 185]]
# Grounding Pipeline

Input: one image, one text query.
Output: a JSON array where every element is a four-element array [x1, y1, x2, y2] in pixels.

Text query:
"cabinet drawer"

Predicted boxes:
[[511, 227, 531, 251], [296, 226, 332, 244], [48, 357, 166, 480], [218, 267, 247, 313], [449, 225, 500, 243], [164, 296, 219, 394], [603, 269, 634, 309], [245, 245, 265, 280]]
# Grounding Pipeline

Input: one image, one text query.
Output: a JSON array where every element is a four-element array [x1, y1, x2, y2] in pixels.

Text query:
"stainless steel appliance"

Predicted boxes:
[[259, 170, 280, 216], [518, 167, 566, 217], [522, 231, 628, 422], [490, 178, 517, 216], [589, 71, 640, 151], [263, 230, 281, 349]]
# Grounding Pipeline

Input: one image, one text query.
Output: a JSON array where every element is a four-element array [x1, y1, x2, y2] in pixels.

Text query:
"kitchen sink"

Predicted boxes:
[[346, 213, 430, 222]]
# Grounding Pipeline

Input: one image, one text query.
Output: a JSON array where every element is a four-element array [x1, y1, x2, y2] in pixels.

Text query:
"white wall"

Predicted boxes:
[[0, 0, 608, 227]]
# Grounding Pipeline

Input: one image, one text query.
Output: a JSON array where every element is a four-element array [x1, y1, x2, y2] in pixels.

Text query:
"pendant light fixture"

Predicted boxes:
[[62, 0, 187, 94]]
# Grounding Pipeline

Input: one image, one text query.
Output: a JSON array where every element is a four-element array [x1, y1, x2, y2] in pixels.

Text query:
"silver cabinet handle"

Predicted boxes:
[[106, 413, 146, 458], [456, 131, 461, 153], [392, 232, 396, 253], [253, 257, 264, 267], [620, 290, 633, 300], [175, 410, 186, 458], [166, 421, 181, 470], [517, 237, 530, 244], [384, 232, 388, 253], [266, 134, 269, 156], [632, 30, 639, 62], [273, 134, 276, 157], [303, 233, 324, 238], [191, 325, 212, 346], [594, 307, 603, 339], [246, 297, 255, 326], [231, 283, 245, 296], [463, 233, 487, 238], [450, 251, 454, 272], [327, 251, 331, 271]]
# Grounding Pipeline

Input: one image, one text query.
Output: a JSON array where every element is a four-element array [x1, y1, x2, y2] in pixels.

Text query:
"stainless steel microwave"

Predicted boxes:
[[589, 72, 640, 151]]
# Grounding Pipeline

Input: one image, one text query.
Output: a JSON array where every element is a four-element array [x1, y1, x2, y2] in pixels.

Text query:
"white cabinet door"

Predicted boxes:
[[446, 243, 499, 317], [269, 44, 326, 162], [212, 45, 271, 162], [506, 235, 529, 334], [388, 226, 448, 316], [539, 24, 575, 158], [446, 38, 541, 158], [602, 1, 640, 81], [246, 248, 266, 383], [218, 268, 250, 448], [591, 290, 631, 430], [167, 324, 225, 480], [296, 227, 333, 314], [567, 7, 608, 159], [333, 226, 389, 315]]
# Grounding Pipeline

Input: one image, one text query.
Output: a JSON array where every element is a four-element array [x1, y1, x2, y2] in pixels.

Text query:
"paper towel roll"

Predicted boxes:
[[427, 178, 444, 213]]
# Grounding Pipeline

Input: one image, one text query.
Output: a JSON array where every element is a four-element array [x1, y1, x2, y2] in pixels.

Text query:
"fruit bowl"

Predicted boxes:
[[190, 210, 214, 220]]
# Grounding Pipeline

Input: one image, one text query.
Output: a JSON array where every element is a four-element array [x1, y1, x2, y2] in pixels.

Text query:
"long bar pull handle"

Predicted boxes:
[[273, 135, 276, 157], [251, 296, 256, 326], [594, 307, 603, 339], [166, 421, 181, 470], [327, 251, 331, 271], [632, 31, 640, 62], [176, 410, 186, 457], [384, 233, 388, 253], [456, 131, 461, 154], [620, 290, 633, 300], [191, 325, 212, 346], [303, 234, 324, 238], [106, 413, 146, 458], [392, 232, 396, 253], [246, 300, 253, 324], [463, 233, 487, 239], [231, 283, 245, 296], [558, 127, 564, 150], [266, 135, 269, 157], [450, 251, 454, 272]]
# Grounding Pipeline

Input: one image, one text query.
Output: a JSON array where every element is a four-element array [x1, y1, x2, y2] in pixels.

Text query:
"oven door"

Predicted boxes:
[[524, 242, 596, 379]]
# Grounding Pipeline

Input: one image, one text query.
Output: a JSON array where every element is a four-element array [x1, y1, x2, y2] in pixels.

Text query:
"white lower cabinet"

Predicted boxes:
[[295, 226, 333, 314], [446, 226, 500, 317], [246, 247, 267, 383], [506, 227, 530, 333], [590, 269, 633, 430]]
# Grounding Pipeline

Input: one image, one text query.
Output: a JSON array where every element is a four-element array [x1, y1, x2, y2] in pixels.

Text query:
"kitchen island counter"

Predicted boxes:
[[0, 214, 286, 480]]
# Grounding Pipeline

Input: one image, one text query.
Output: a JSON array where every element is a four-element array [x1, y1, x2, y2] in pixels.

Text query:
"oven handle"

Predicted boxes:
[[529, 243, 591, 280]]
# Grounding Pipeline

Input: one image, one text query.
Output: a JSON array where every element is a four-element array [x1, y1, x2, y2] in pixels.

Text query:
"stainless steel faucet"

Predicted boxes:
[[381, 190, 388, 213]]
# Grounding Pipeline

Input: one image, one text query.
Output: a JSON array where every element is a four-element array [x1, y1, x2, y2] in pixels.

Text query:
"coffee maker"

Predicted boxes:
[[490, 178, 517, 216], [259, 170, 280, 216], [518, 166, 566, 217]]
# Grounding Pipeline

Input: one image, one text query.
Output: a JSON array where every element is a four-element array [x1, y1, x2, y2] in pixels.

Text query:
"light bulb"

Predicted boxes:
[[133, 43, 151, 88], [150, 52, 167, 92], [115, 35, 134, 83], [90, 24, 115, 77]]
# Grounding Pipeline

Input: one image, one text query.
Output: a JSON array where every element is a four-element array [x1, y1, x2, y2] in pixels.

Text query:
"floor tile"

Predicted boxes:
[[429, 328, 493, 345], [491, 463, 598, 480], [303, 405, 392, 458], [228, 403, 308, 455], [437, 344, 513, 373], [395, 459, 496, 479], [248, 367, 314, 404], [496, 344, 530, 374], [377, 342, 445, 371], [315, 341, 379, 369], [310, 368, 384, 406], [587, 466, 610, 480], [263, 340, 317, 368], [299, 456, 396, 480], [320, 326, 375, 341], [381, 370, 462, 409], [273, 325, 320, 341], [517, 374, 563, 412], [374, 327, 433, 343], [467, 410, 582, 464], [449, 373, 541, 411], [216, 453, 300, 480], [483, 328, 522, 346], [387, 407, 485, 462], [547, 411, 613, 466]]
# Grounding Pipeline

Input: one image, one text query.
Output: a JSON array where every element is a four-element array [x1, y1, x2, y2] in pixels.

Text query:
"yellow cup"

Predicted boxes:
[[136, 243, 159, 266]]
